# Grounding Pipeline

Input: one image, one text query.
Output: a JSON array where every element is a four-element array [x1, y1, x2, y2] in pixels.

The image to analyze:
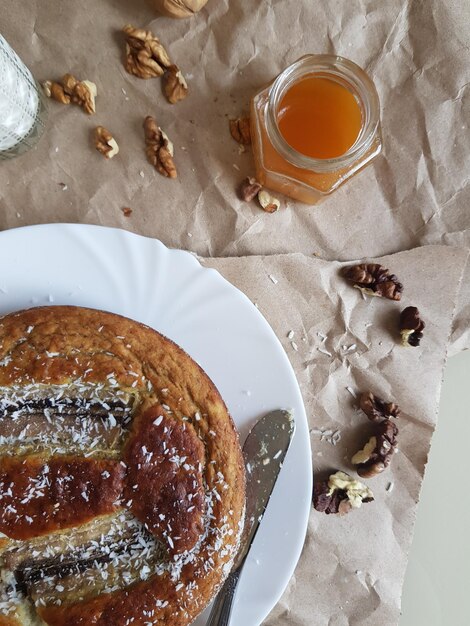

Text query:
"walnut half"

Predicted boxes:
[[239, 177, 262, 202], [352, 420, 399, 478], [258, 190, 280, 213], [163, 65, 188, 104], [143, 116, 177, 178], [342, 263, 403, 301], [313, 471, 374, 515], [352, 391, 400, 478], [42, 80, 71, 105], [43, 74, 97, 114], [359, 391, 400, 422], [400, 306, 425, 347], [94, 127, 119, 159], [229, 117, 251, 145], [123, 25, 172, 79], [151, 0, 209, 18]]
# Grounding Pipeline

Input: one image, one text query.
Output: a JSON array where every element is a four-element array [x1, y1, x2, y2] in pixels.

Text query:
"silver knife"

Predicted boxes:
[[206, 409, 295, 626]]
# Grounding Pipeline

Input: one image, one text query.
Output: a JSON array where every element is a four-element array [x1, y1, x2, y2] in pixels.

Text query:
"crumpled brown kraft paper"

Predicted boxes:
[[206, 245, 468, 625], [0, 0, 469, 350], [0, 0, 469, 623]]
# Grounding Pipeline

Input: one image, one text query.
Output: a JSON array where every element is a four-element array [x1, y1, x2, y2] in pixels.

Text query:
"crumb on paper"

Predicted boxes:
[[311, 428, 341, 446], [287, 330, 294, 339], [331, 430, 341, 445], [268, 274, 278, 285], [346, 386, 357, 398], [291, 341, 298, 351], [122, 207, 133, 217], [317, 347, 332, 357]]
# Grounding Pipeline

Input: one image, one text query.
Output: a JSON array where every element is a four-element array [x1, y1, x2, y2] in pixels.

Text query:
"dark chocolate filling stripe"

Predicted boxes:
[[0, 398, 133, 423], [0, 386, 140, 455], [14, 532, 159, 590], [14, 554, 110, 594], [4, 515, 167, 599]]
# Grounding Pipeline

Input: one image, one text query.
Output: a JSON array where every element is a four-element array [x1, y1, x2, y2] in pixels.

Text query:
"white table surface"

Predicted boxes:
[[400, 349, 470, 626]]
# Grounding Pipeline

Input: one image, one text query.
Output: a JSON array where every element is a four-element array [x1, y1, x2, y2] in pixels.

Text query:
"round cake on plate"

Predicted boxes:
[[0, 306, 246, 626]]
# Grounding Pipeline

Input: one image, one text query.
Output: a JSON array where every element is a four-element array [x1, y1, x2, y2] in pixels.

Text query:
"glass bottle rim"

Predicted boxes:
[[266, 54, 381, 173]]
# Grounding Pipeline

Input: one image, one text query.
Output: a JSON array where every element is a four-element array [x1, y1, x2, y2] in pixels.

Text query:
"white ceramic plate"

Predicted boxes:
[[0, 224, 312, 626]]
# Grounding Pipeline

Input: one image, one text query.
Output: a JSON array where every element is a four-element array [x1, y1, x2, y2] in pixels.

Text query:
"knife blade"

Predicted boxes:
[[235, 408, 295, 569], [206, 408, 295, 626]]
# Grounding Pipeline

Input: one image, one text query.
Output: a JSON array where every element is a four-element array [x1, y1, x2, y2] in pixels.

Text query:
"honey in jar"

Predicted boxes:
[[251, 55, 382, 204]]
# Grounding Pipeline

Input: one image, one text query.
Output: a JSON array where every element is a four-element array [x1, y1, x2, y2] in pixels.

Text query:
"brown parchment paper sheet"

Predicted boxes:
[[0, 0, 469, 622], [206, 245, 468, 625], [0, 0, 469, 350]]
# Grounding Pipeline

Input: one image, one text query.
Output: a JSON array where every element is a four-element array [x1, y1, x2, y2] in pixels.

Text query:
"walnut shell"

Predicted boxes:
[[150, 0, 209, 18]]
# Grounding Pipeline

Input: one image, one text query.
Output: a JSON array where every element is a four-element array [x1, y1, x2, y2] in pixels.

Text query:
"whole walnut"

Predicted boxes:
[[150, 0, 209, 18]]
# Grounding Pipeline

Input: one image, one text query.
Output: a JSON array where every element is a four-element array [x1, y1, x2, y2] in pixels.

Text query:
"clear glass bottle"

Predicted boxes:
[[251, 55, 382, 204], [0, 35, 47, 160]]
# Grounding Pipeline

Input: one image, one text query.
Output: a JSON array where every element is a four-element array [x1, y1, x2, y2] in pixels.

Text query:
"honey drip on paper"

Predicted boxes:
[[277, 76, 363, 160]]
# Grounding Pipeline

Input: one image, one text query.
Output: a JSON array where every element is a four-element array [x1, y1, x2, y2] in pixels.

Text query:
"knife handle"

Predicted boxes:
[[206, 567, 241, 626]]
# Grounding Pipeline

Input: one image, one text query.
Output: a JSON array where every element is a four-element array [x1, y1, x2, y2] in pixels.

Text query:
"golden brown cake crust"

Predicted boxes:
[[0, 455, 124, 540], [124, 405, 206, 555], [0, 306, 246, 626]]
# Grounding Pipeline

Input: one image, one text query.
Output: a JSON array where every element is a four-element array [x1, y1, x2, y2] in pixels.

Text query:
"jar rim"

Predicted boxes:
[[266, 54, 381, 172]]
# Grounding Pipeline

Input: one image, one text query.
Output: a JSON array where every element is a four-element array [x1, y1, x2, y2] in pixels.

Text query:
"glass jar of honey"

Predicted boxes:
[[250, 55, 382, 204]]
